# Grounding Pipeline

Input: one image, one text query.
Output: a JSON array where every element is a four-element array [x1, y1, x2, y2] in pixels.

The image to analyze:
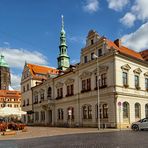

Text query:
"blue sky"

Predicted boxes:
[[0, 0, 147, 89]]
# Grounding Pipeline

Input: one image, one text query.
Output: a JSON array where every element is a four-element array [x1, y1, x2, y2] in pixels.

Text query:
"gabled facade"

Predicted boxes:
[[21, 21, 148, 128], [21, 63, 59, 123]]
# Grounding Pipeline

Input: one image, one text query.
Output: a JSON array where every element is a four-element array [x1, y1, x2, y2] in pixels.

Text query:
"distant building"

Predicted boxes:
[[0, 55, 21, 113], [0, 90, 21, 108], [21, 17, 148, 128], [0, 55, 11, 90]]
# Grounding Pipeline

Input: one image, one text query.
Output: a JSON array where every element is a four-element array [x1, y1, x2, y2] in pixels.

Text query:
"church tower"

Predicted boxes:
[[0, 55, 11, 90], [57, 15, 70, 71]]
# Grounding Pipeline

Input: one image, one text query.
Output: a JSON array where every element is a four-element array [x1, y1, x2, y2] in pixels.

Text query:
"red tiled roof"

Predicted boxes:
[[106, 39, 144, 60], [27, 63, 59, 79], [0, 90, 21, 97]]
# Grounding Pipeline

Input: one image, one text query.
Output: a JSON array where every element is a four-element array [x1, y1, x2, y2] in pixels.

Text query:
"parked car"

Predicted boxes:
[[131, 118, 148, 131]]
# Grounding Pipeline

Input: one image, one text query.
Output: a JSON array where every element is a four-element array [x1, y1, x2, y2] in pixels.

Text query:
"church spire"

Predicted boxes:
[[57, 15, 70, 71], [60, 15, 67, 47]]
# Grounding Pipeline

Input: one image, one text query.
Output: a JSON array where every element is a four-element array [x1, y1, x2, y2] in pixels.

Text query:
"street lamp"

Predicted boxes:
[[93, 54, 100, 130]]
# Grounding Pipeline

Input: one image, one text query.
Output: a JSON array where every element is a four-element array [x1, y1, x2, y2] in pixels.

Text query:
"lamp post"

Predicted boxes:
[[93, 54, 100, 130]]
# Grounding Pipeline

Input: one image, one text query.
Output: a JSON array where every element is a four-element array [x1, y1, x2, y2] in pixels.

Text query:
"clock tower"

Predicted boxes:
[[57, 15, 70, 71]]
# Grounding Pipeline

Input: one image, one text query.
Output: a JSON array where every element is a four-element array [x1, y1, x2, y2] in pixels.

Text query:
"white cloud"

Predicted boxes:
[[131, 0, 148, 21], [0, 48, 48, 69], [120, 0, 148, 27], [83, 0, 99, 13], [122, 22, 148, 51], [11, 73, 21, 90], [107, 0, 129, 11], [120, 12, 136, 27]]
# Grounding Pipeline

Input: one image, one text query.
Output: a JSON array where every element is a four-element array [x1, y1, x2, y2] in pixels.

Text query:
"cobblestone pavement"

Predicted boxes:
[[0, 126, 124, 140], [0, 130, 148, 148]]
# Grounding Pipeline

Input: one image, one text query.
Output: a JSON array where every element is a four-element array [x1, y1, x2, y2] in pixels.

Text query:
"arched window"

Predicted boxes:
[[47, 87, 52, 98], [145, 104, 148, 118], [67, 107, 74, 120], [123, 102, 129, 119], [82, 105, 92, 119], [135, 103, 141, 119]]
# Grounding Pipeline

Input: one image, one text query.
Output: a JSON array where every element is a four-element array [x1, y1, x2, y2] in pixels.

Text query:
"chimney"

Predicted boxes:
[[114, 39, 121, 47]]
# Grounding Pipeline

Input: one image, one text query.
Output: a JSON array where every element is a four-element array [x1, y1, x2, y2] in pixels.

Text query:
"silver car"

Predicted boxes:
[[131, 118, 148, 131]]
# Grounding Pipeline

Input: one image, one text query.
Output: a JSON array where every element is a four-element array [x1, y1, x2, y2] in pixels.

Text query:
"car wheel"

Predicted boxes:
[[132, 124, 139, 131]]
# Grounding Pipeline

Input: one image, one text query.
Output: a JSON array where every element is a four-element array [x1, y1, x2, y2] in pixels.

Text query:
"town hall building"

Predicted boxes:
[[21, 16, 148, 128]]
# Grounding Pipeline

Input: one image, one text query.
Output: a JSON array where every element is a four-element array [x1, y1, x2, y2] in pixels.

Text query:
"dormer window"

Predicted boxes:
[[91, 39, 94, 45]]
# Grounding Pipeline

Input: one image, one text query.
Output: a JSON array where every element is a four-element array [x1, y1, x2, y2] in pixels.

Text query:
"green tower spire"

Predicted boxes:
[[0, 55, 9, 68], [57, 15, 70, 71]]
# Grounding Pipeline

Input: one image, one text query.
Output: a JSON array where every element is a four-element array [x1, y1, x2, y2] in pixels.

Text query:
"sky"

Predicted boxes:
[[0, 0, 147, 90]]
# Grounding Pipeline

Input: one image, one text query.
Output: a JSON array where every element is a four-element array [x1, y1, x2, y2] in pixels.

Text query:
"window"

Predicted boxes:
[[123, 72, 128, 86], [82, 105, 92, 119], [41, 111, 45, 121], [135, 103, 141, 119], [47, 87, 52, 98], [135, 75, 139, 88], [66, 84, 74, 96], [145, 78, 148, 90], [91, 39, 94, 45], [100, 73, 107, 87], [27, 84, 29, 91], [23, 100, 25, 106], [95, 73, 107, 89], [91, 52, 94, 60], [67, 107, 74, 120], [57, 88, 63, 99], [23, 86, 25, 92], [81, 78, 91, 92], [123, 102, 129, 119], [40, 90, 44, 101], [103, 104, 108, 118], [27, 99, 29, 106], [58, 108, 64, 120], [98, 49, 102, 57], [35, 112, 39, 121], [84, 56, 88, 63], [34, 93, 38, 104], [145, 104, 148, 118]]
